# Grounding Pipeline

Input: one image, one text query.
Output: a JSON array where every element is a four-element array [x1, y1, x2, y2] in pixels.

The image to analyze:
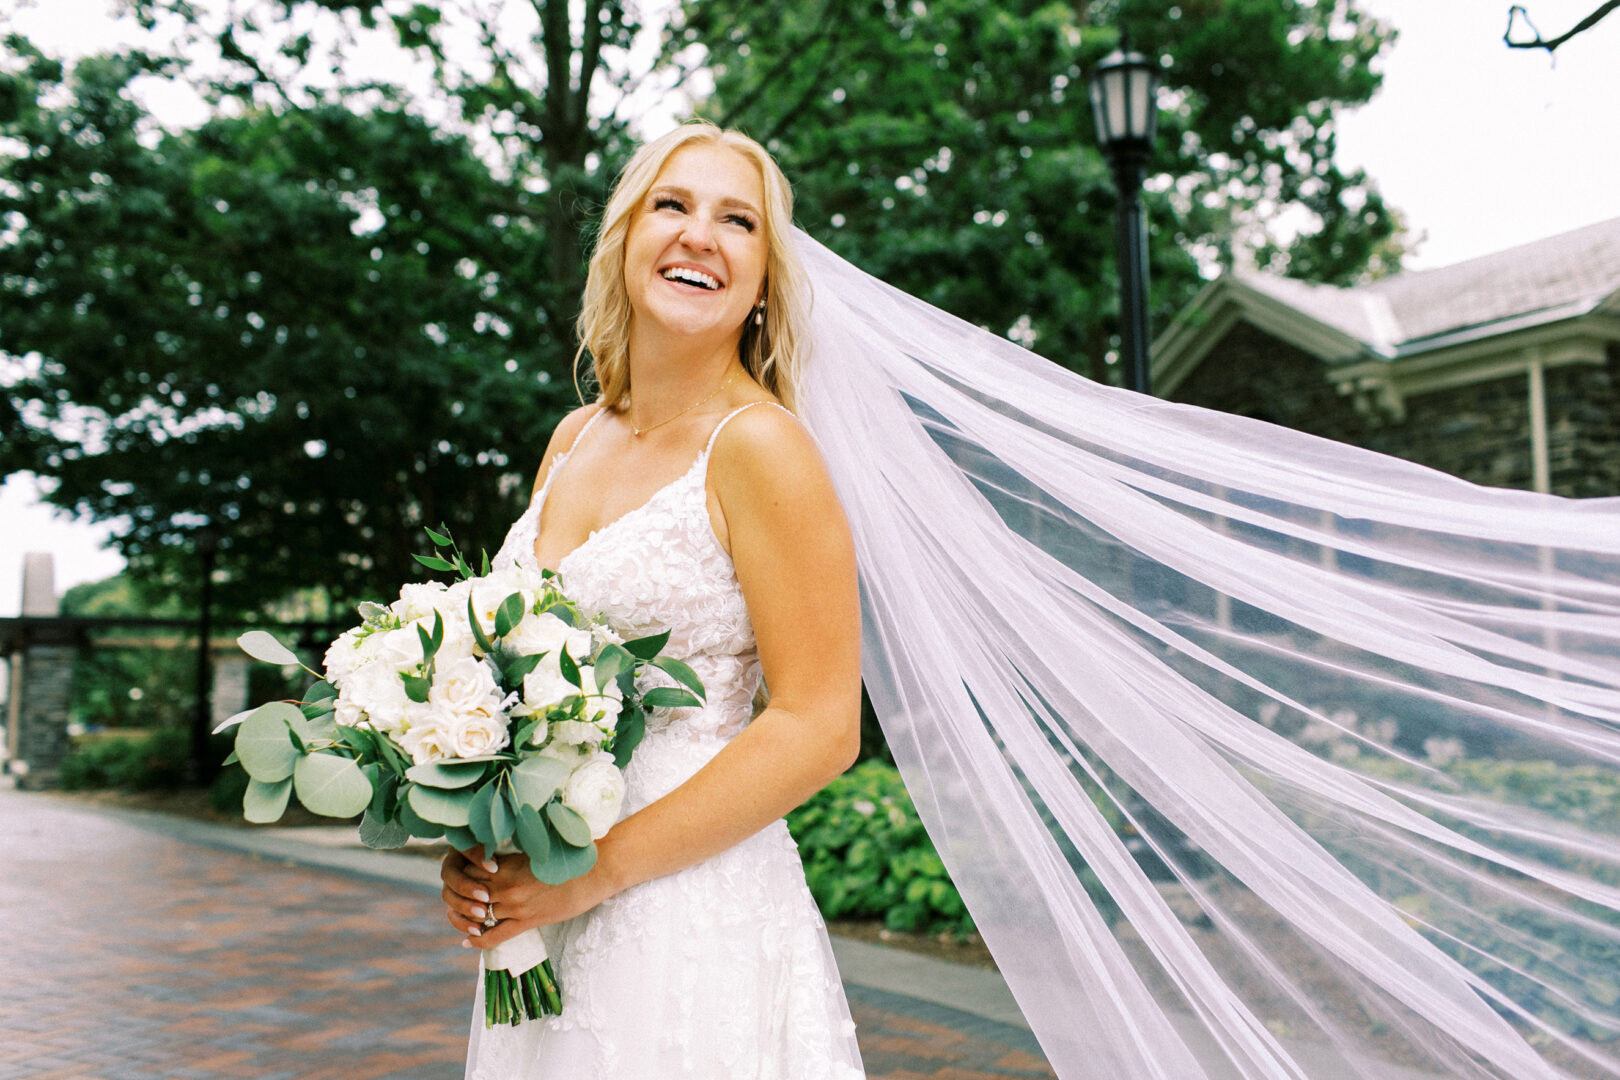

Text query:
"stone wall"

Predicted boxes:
[[13, 644, 75, 790], [1546, 344, 1620, 498], [1171, 322, 1620, 499]]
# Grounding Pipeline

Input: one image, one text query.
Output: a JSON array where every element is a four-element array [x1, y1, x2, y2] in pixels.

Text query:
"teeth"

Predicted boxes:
[[661, 267, 720, 290]]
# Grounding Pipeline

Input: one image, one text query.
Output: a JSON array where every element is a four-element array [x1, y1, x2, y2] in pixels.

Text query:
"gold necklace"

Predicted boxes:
[[631, 370, 736, 437]]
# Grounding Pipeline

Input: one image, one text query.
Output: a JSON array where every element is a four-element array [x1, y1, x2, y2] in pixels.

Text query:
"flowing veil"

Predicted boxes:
[[790, 231, 1620, 1080]]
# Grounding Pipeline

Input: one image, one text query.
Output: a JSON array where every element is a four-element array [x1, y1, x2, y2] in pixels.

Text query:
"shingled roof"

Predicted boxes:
[[1232, 215, 1620, 360]]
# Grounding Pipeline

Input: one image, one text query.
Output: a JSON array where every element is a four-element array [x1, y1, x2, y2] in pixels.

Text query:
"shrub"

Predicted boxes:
[[788, 760, 972, 936], [58, 728, 191, 791]]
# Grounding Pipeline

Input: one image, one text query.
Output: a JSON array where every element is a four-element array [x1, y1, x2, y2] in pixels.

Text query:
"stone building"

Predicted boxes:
[[1154, 217, 1620, 497]]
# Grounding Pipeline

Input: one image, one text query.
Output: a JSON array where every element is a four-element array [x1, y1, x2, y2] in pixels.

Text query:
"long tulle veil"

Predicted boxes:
[[791, 230, 1620, 1080]]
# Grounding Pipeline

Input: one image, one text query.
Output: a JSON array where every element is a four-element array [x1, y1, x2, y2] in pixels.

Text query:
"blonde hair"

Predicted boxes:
[[575, 121, 810, 412]]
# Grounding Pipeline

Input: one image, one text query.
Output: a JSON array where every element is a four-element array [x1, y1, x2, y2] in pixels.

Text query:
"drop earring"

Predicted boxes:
[[753, 300, 766, 326]]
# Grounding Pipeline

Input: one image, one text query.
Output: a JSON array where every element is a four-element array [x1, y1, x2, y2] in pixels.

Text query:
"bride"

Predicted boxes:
[[442, 122, 868, 1077], [443, 120, 1620, 1080]]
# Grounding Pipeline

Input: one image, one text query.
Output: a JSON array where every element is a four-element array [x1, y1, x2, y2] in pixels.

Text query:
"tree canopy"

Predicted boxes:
[[2, 0, 1404, 613], [688, 0, 1402, 377]]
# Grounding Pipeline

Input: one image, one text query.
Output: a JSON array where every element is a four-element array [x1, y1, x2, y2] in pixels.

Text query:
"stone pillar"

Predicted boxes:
[[211, 653, 252, 731], [11, 554, 77, 790]]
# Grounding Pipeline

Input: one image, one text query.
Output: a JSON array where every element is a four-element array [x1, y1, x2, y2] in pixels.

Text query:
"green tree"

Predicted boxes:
[[685, 0, 1405, 380], [0, 8, 622, 612]]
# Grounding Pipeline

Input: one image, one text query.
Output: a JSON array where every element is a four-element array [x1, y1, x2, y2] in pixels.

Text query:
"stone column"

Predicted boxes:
[[12, 554, 77, 790], [210, 653, 252, 731]]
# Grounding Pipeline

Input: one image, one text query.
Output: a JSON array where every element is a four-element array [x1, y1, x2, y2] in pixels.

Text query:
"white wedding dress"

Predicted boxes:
[[470, 402, 867, 1079]]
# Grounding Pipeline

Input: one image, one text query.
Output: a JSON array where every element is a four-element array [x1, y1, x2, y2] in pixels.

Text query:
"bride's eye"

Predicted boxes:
[[726, 213, 758, 233], [654, 196, 685, 212]]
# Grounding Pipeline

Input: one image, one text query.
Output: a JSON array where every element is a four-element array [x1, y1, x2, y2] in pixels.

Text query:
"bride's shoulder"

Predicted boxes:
[[530, 402, 606, 497], [709, 398, 832, 502]]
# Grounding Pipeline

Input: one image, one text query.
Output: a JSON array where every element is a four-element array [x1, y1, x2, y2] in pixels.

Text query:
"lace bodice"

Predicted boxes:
[[490, 403, 789, 800]]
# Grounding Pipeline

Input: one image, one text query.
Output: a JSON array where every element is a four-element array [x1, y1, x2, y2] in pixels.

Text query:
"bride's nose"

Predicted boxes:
[[679, 215, 716, 252]]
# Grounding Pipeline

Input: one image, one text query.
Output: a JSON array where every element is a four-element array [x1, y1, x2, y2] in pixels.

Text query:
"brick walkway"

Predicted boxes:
[[0, 789, 1053, 1079]]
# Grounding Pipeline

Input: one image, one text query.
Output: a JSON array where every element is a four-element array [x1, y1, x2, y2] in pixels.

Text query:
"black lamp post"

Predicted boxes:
[[191, 525, 220, 783], [1089, 45, 1163, 396]]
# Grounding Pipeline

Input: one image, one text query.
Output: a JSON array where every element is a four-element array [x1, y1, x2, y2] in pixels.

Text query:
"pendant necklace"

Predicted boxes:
[[631, 369, 736, 437]]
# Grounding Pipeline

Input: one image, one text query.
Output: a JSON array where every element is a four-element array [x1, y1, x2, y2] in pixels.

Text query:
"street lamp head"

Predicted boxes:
[[1088, 47, 1162, 154]]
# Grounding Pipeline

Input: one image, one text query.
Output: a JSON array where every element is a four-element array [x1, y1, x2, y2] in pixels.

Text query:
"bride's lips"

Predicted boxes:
[[658, 262, 726, 293]]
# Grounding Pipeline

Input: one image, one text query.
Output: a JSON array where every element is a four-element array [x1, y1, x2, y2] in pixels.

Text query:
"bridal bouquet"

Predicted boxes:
[[220, 527, 704, 1027]]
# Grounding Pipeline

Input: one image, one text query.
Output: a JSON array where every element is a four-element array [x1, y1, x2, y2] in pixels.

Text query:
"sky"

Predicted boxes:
[[2, 0, 1619, 615]]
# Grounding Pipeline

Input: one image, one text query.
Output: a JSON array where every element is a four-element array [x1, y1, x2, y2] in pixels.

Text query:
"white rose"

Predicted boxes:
[[521, 662, 579, 713], [561, 752, 626, 840], [450, 712, 509, 758], [392, 580, 449, 622], [344, 661, 414, 733], [363, 626, 426, 669], [503, 611, 574, 657], [399, 718, 458, 765], [323, 630, 365, 684], [429, 656, 505, 719], [535, 739, 592, 768]]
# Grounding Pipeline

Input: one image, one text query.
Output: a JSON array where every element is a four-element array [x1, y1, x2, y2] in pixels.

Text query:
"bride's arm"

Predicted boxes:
[[445, 406, 861, 945]]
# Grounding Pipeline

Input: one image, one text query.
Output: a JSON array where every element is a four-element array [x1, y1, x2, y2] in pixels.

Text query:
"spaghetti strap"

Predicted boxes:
[[562, 406, 609, 458], [534, 406, 608, 503], [704, 401, 792, 456]]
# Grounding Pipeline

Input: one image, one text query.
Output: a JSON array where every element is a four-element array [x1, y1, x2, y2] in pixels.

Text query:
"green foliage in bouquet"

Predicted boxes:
[[788, 760, 973, 937], [224, 526, 706, 896]]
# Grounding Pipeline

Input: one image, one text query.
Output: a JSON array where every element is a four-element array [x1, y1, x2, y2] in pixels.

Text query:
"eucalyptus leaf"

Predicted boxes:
[[243, 777, 292, 823], [406, 759, 490, 790], [290, 711, 337, 746], [212, 707, 255, 734], [221, 749, 240, 767], [468, 780, 498, 854], [234, 703, 301, 782], [238, 630, 301, 666], [359, 808, 411, 849], [303, 680, 338, 704], [488, 787, 515, 852], [443, 825, 479, 852], [369, 768, 398, 819], [510, 756, 572, 809], [407, 782, 475, 827], [650, 656, 705, 700], [623, 629, 672, 661], [530, 830, 596, 886], [397, 791, 446, 840], [547, 801, 593, 847], [292, 752, 373, 818], [514, 802, 552, 865]]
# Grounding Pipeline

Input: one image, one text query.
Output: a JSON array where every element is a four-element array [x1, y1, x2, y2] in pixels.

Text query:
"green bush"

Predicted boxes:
[[58, 728, 191, 791], [788, 760, 972, 936]]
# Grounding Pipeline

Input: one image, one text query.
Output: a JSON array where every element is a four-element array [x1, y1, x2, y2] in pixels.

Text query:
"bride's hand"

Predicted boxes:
[[440, 845, 616, 950]]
